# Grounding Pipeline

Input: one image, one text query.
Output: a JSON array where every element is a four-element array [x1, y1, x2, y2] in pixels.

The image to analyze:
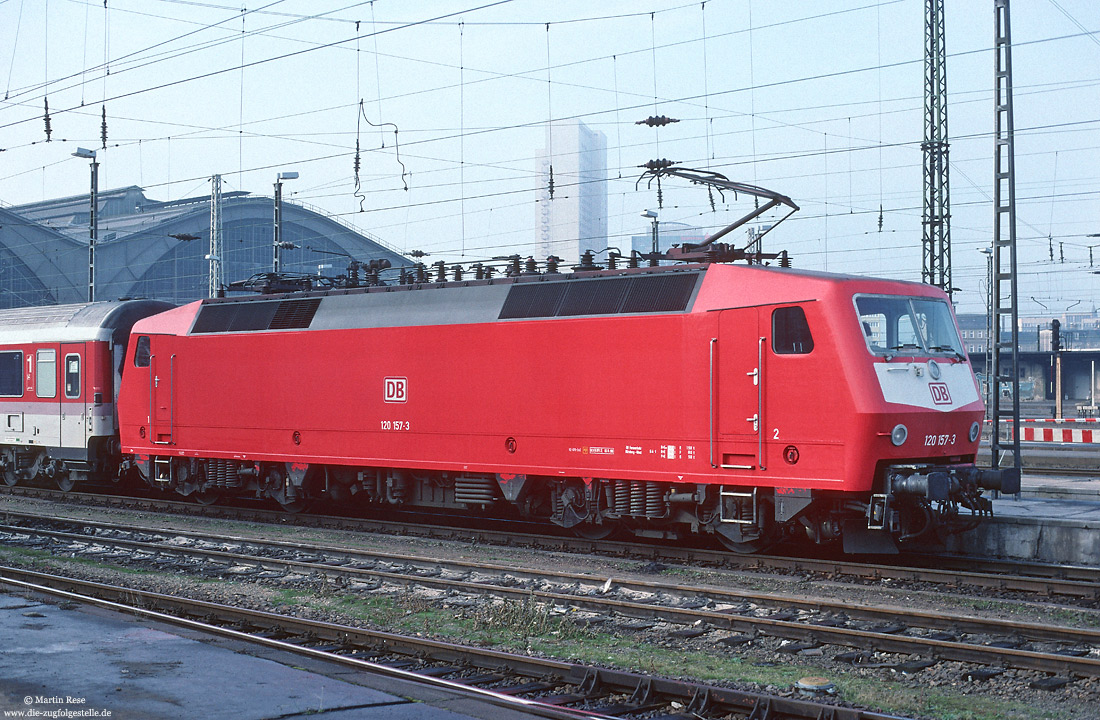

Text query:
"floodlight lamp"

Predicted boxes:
[[72, 148, 96, 159]]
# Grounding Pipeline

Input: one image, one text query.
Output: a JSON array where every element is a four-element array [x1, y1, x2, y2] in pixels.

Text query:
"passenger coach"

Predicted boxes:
[[0, 300, 172, 490]]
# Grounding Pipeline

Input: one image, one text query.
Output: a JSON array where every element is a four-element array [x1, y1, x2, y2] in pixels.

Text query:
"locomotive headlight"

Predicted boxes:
[[890, 424, 908, 446], [927, 359, 941, 380], [969, 421, 981, 442]]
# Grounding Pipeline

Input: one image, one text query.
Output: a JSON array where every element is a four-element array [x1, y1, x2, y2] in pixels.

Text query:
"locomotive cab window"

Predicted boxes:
[[854, 295, 964, 358], [772, 306, 814, 354], [0, 351, 23, 397], [65, 354, 81, 399], [36, 350, 56, 398], [133, 336, 151, 368]]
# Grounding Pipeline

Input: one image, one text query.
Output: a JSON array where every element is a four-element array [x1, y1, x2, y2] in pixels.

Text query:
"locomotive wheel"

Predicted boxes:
[[1, 450, 16, 487], [714, 497, 777, 554], [194, 490, 221, 506], [715, 534, 776, 554], [263, 463, 309, 513], [570, 520, 619, 541], [55, 470, 77, 492], [277, 498, 308, 514]]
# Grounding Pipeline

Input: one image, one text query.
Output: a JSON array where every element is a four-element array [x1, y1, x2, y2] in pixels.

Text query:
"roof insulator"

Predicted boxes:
[[636, 115, 680, 127], [642, 158, 675, 170]]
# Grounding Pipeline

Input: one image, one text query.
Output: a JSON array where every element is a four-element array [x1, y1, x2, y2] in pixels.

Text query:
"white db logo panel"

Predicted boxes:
[[384, 377, 408, 403]]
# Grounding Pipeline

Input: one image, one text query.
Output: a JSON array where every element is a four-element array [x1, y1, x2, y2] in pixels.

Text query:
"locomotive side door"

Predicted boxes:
[[59, 343, 87, 450], [149, 340, 175, 445], [714, 308, 764, 470]]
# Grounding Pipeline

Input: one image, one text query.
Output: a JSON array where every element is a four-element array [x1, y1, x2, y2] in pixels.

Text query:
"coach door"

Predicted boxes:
[[714, 308, 765, 470], [149, 343, 175, 445], [32, 347, 62, 448], [59, 343, 86, 450]]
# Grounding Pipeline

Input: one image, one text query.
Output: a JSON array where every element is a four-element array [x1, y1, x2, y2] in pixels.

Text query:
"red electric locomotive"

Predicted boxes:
[[0, 300, 172, 491], [117, 263, 1015, 552]]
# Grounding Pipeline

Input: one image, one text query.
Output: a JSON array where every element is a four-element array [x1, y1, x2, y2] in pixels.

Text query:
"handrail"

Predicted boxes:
[[711, 334, 755, 471], [709, 338, 717, 468], [757, 336, 766, 471]]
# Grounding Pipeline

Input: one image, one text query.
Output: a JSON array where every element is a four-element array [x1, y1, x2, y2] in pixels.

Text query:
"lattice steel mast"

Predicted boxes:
[[990, 0, 1022, 481], [922, 0, 952, 296], [209, 174, 224, 298]]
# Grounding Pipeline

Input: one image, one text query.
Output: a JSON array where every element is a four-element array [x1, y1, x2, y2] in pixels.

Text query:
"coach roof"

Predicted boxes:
[[0, 300, 174, 345]]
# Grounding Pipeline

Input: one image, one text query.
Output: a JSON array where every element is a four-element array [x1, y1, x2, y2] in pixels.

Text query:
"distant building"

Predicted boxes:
[[955, 313, 991, 355], [535, 120, 607, 265], [958, 310, 1100, 408], [0, 186, 409, 308], [957, 310, 1100, 354]]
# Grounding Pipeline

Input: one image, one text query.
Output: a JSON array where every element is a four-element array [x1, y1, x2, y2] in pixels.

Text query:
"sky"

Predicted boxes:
[[0, 0, 1097, 317]]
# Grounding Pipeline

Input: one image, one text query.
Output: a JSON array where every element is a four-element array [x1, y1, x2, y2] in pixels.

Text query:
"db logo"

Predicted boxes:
[[384, 377, 408, 403], [929, 382, 952, 405]]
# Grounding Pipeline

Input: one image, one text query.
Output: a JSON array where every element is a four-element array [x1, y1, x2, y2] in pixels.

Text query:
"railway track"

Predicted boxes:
[[1022, 466, 1099, 477], [3, 484, 1098, 602], [0, 566, 905, 720], [3, 511, 1099, 681]]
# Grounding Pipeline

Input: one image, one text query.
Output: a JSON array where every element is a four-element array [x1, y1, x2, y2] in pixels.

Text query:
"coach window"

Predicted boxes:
[[0, 351, 22, 397], [65, 354, 81, 399], [36, 350, 56, 399], [772, 306, 814, 354], [134, 336, 151, 368]]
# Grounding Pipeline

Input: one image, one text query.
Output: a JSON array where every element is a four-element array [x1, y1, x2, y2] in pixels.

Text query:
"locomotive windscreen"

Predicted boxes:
[[855, 295, 964, 357]]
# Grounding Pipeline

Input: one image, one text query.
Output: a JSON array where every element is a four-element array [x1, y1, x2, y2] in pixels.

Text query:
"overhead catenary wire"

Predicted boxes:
[[459, 20, 465, 255], [1, 14, 1095, 153], [80, 0, 91, 106], [238, 7, 247, 187], [15, 90, 1091, 224], [0, 1, 911, 140], [1, 0, 301, 105], [3, 0, 26, 101], [1, 2, 1096, 310], [701, 0, 715, 210], [0, 0, 520, 133], [650, 10, 659, 156], [370, 1, 385, 147], [544, 21, 554, 200]]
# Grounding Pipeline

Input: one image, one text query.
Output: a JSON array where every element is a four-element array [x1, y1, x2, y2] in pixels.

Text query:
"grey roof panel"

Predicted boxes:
[[310, 283, 513, 331], [188, 269, 705, 335]]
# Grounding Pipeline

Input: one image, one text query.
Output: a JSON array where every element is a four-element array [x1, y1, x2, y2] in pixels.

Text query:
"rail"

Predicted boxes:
[[3, 484, 1099, 599], [0, 565, 902, 720]]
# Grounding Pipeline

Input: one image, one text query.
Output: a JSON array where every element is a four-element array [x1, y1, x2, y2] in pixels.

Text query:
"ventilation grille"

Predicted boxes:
[[499, 273, 699, 320], [192, 298, 321, 334], [269, 299, 322, 329]]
